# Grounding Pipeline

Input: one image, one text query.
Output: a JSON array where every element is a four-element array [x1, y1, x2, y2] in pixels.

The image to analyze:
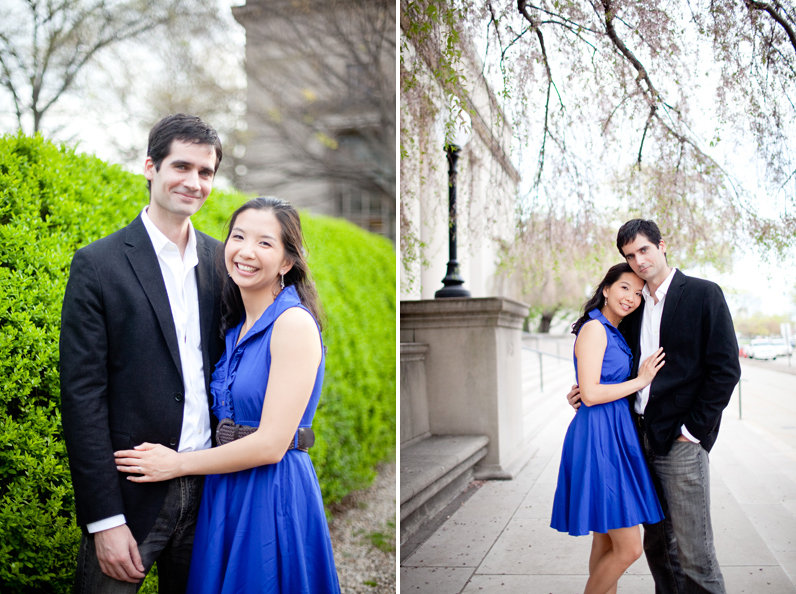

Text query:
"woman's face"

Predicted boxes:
[[602, 272, 645, 321], [225, 208, 291, 295]]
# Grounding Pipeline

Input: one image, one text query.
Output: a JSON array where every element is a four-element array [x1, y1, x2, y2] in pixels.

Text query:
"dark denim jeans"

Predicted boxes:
[[74, 475, 204, 594], [641, 431, 726, 594]]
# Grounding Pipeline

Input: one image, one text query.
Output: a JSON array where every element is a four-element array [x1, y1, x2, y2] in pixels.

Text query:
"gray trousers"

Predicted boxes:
[[74, 475, 203, 594], [640, 428, 725, 594]]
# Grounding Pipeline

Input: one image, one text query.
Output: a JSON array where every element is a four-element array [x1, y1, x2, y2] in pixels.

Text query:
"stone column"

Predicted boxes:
[[400, 297, 531, 479]]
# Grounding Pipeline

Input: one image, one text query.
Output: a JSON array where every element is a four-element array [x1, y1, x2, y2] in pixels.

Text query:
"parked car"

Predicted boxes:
[[772, 338, 794, 358], [748, 338, 792, 360]]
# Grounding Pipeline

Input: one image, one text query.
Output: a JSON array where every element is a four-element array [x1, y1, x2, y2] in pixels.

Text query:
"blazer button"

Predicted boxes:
[[174, 392, 183, 402], [169, 437, 177, 446]]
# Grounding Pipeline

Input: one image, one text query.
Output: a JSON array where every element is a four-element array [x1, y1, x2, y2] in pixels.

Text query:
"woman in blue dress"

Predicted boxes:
[[551, 263, 665, 594], [115, 197, 339, 593]]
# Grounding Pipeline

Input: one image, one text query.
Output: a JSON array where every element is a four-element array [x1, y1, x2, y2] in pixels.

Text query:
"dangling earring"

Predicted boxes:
[[280, 272, 285, 289]]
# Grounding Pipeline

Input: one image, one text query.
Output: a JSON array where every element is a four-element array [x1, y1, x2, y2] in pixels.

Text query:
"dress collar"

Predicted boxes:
[[227, 285, 302, 351], [588, 308, 606, 322], [586, 308, 632, 356]]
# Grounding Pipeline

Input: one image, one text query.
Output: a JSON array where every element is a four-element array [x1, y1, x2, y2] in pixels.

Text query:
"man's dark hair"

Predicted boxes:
[[616, 219, 663, 257], [146, 114, 223, 192]]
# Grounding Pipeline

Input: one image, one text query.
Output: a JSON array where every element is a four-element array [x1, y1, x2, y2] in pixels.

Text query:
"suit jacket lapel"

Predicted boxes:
[[124, 215, 184, 380], [660, 269, 686, 346], [195, 232, 217, 392]]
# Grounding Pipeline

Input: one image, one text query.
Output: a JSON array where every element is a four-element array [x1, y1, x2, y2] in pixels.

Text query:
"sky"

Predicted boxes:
[[706, 251, 795, 318]]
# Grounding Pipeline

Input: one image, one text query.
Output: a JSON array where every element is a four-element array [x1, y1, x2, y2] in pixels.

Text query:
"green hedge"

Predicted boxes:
[[0, 133, 395, 592]]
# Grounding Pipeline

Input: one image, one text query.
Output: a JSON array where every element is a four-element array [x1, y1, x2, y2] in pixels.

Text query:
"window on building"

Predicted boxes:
[[333, 131, 394, 241], [346, 63, 377, 100], [339, 183, 395, 241]]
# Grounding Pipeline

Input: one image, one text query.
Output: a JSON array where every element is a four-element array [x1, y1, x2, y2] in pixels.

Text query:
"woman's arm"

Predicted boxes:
[[115, 307, 322, 481], [576, 319, 664, 407]]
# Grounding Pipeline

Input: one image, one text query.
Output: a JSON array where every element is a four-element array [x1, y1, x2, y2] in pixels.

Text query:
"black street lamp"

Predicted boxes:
[[435, 107, 472, 299]]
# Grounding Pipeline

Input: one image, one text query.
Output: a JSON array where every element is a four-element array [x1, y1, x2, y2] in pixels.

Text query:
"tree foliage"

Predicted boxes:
[[734, 312, 791, 338], [88, 1, 246, 185], [483, 0, 794, 244], [497, 212, 619, 331]]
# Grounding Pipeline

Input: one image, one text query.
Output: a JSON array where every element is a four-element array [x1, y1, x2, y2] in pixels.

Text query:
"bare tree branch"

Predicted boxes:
[[0, 0, 218, 133], [745, 0, 796, 57], [599, 0, 660, 105], [637, 104, 656, 164], [238, 0, 395, 208]]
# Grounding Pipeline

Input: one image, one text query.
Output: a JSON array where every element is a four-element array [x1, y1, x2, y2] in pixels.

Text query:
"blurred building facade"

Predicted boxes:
[[232, 0, 395, 240]]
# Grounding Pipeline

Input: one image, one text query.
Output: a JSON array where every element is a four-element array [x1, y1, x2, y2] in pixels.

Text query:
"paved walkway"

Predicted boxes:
[[401, 360, 796, 593]]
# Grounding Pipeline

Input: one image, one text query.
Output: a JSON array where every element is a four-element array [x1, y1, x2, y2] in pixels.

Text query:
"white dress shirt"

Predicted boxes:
[[634, 267, 699, 443], [87, 208, 212, 534]]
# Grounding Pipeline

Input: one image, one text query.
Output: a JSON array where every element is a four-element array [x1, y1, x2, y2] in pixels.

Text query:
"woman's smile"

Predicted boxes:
[[235, 262, 259, 274]]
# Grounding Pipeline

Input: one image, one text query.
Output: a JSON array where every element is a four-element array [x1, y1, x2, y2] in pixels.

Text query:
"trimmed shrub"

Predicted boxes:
[[0, 133, 144, 592], [0, 133, 395, 592]]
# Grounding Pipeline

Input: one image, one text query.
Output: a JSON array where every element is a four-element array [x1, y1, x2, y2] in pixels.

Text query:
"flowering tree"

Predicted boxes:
[[402, 0, 795, 319]]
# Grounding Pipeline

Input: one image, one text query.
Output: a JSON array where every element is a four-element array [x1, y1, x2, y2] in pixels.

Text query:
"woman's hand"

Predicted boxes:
[[637, 347, 665, 386], [114, 443, 182, 483]]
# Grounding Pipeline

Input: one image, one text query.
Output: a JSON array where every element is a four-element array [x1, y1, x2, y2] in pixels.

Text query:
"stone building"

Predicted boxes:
[[400, 24, 520, 298], [232, 0, 395, 240], [400, 14, 528, 547]]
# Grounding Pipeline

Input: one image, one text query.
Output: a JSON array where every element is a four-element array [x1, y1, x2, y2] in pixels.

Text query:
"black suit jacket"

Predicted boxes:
[[622, 270, 741, 455], [60, 215, 224, 543]]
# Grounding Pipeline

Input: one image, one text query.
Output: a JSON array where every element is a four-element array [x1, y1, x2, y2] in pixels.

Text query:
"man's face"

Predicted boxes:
[[620, 233, 668, 283], [144, 140, 216, 222]]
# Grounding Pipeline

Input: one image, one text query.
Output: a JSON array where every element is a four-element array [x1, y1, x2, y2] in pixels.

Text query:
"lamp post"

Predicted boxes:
[[435, 105, 472, 299]]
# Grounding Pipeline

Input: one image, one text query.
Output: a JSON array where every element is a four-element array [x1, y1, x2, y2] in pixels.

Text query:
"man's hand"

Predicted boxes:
[[94, 524, 146, 583], [567, 384, 581, 410]]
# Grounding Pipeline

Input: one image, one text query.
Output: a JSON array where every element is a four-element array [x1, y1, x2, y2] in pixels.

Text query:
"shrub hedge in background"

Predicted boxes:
[[0, 132, 395, 592]]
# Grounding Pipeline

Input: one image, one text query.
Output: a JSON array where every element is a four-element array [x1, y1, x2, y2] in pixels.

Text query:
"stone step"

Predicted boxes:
[[400, 434, 489, 545]]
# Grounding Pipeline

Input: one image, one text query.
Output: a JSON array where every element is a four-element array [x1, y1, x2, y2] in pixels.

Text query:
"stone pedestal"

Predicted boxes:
[[400, 297, 531, 479], [400, 343, 431, 447]]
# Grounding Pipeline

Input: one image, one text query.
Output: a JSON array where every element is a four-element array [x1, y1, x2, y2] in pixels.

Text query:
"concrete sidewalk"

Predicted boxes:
[[401, 361, 796, 593]]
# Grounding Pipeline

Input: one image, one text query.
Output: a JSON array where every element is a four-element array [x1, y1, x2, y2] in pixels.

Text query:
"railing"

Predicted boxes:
[[521, 333, 574, 392]]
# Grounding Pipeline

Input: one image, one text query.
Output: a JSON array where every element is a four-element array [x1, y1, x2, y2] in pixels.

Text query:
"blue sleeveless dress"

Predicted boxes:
[[186, 286, 340, 593], [551, 309, 663, 536]]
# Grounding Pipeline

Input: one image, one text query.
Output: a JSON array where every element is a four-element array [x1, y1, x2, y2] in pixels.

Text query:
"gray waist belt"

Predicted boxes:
[[216, 418, 315, 452]]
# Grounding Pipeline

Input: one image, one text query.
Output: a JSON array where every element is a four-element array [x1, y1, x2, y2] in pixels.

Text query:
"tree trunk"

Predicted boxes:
[[537, 309, 558, 333]]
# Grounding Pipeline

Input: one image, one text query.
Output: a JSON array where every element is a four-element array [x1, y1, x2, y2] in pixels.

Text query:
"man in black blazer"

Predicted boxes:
[[60, 114, 225, 593], [569, 219, 740, 594]]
